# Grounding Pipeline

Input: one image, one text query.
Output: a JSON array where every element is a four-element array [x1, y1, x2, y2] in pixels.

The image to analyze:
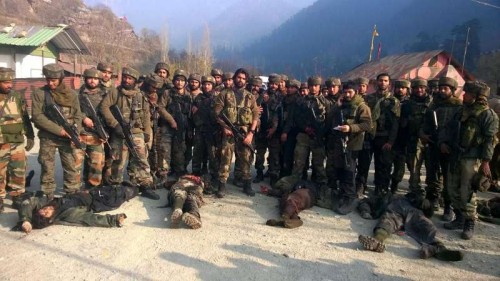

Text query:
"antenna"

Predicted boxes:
[[461, 26, 470, 75]]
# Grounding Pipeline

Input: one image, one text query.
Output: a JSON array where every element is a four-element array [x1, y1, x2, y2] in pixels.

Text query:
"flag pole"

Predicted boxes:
[[369, 25, 378, 62]]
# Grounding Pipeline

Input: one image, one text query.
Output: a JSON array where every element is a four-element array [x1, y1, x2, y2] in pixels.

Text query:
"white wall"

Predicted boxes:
[[14, 53, 55, 78], [0, 52, 14, 68]]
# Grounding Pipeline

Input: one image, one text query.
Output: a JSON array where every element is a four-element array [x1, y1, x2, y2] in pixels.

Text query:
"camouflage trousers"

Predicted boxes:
[[291, 133, 327, 185], [169, 182, 203, 219], [447, 158, 478, 220], [390, 147, 406, 187], [157, 127, 187, 176], [407, 143, 427, 197], [355, 138, 373, 190], [79, 135, 105, 188], [425, 144, 450, 203], [255, 135, 280, 177], [105, 133, 152, 186], [38, 137, 82, 194], [192, 130, 218, 177], [373, 136, 393, 193], [0, 142, 26, 198], [184, 131, 194, 171], [217, 132, 253, 183]]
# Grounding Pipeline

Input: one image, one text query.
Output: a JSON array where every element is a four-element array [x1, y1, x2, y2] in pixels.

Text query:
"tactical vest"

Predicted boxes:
[[165, 90, 191, 132], [373, 95, 399, 136], [0, 92, 25, 143], [222, 88, 253, 126], [193, 92, 215, 129], [460, 105, 489, 149], [79, 87, 106, 135], [406, 96, 430, 137], [44, 89, 77, 126], [116, 89, 145, 130]]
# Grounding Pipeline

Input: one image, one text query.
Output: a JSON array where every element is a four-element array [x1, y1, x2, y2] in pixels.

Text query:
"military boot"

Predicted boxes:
[[420, 243, 464, 261], [140, 185, 160, 200], [269, 174, 278, 187], [461, 219, 475, 240], [0, 198, 4, 213], [171, 208, 183, 226], [315, 185, 332, 209], [444, 210, 465, 230], [441, 204, 455, 222], [216, 181, 226, 198], [243, 180, 255, 197], [182, 212, 202, 229], [232, 177, 244, 187], [253, 170, 264, 183], [358, 235, 385, 253], [335, 196, 359, 215]]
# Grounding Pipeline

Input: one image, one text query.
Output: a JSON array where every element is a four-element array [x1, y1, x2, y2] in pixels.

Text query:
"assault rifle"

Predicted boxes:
[[110, 104, 141, 161], [309, 103, 325, 147], [80, 95, 111, 151], [339, 110, 350, 169], [46, 104, 84, 149], [149, 105, 159, 172], [219, 112, 256, 154]]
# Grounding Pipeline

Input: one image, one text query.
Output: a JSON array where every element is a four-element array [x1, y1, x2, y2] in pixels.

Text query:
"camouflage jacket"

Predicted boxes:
[[158, 88, 192, 134], [421, 95, 462, 145], [192, 91, 217, 131], [213, 87, 259, 129], [400, 94, 431, 153], [79, 85, 107, 136], [0, 90, 34, 143], [284, 94, 330, 136], [366, 90, 400, 144]]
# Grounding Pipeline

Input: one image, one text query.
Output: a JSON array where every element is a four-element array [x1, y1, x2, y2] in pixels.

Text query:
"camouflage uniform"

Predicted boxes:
[[390, 80, 410, 193], [100, 67, 153, 187], [78, 69, 107, 189], [366, 87, 400, 195], [213, 68, 260, 197], [355, 77, 373, 197], [0, 68, 34, 207], [280, 79, 300, 178], [325, 88, 371, 214], [31, 64, 83, 195], [185, 73, 202, 172], [441, 81, 499, 239], [157, 70, 192, 178], [489, 90, 500, 187], [168, 175, 204, 229]]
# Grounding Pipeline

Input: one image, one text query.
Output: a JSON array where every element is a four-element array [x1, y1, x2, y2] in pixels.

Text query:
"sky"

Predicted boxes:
[[83, 0, 316, 48]]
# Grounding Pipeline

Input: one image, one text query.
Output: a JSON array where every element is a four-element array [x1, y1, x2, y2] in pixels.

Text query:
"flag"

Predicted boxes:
[[373, 25, 379, 37], [377, 42, 382, 60]]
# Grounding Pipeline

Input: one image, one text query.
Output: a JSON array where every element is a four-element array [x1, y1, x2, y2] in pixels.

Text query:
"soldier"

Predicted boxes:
[[299, 82, 309, 96], [223, 72, 234, 89], [325, 77, 342, 105], [31, 64, 83, 198], [254, 74, 281, 186], [489, 86, 500, 191], [428, 78, 440, 98], [167, 174, 205, 229], [155, 62, 172, 94], [140, 74, 164, 179], [211, 68, 224, 92], [366, 73, 400, 195], [282, 76, 330, 199], [0, 67, 35, 212], [355, 77, 373, 197], [401, 79, 432, 200], [390, 79, 411, 193], [78, 68, 107, 189], [420, 77, 462, 221], [185, 73, 202, 172], [325, 82, 371, 214], [213, 68, 259, 197], [280, 79, 301, 178], [192, 76, 219, 187], [440, 81, 498, 239], [157, 69, 192, 179], [100, 67, 159, 200], [278, 74, 289, 97], [16, 182, 137, 233]]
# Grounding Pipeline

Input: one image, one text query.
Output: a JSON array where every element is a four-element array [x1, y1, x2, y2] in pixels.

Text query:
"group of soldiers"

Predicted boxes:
[[0, 61, 498, 242]]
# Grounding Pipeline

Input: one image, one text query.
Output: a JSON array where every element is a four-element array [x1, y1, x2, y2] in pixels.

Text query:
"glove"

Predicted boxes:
[[144, 133, 150, 143], [25, 138, 35, 152], [114, 125, 125, 138]]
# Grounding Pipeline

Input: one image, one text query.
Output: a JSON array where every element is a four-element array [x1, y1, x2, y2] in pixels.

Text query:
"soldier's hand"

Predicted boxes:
[[338, 125, 350, 133], [83, 117, 94, 129], [191, 106, 198, 114], [170, 121, 178, 130], [244, 132, 253, 145], [440, 143, 450, 154], [267, 127, 276, 139], [21, 221, 32, 233], [281, 133, 287, 143], [25, 138, 35, 152], [114, 125, 125, 138], [224, 128, 233, 137], [60, 129, 70, 138], [382, 143, 392, 151], [258, 106, 263, 114], [480, 161, 491, 178]]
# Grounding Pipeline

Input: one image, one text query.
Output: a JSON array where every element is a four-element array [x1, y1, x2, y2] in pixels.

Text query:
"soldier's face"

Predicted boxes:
[[287, 86, 298, 95], [269, 82, 279, 91], [357, 83, 368, 94], [309, 84, 320, 95], [234, 73, 247, 89], [214, 75, 222, 85], [328, 85, 339, 95], [343, 89, 356, 101], [439, 85, 452, 98], [412, 86, 427, 98], [46, 78, 60, 90], [395, 87, 408, 97], [189, 80, 200, 90], [252, 85, 261, 94], [463, 92, 476, 105], [85, 77, 100, 89], [223, 79, 233, 88], [300, 88, 309, 96], [101, 70, 112, 82], [121, 75, 136, 89], [0, 80, 12, 94], [202, 82, 213, 93], [377, 76, 390, 91], [156, 69, 168, 79], [174, 77, 186, 90], [38, 206, 55, 218], [279, 80, 286, 91]]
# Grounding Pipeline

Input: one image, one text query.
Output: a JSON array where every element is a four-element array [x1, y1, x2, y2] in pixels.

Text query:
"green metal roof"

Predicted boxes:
[[0, 24, 91, 55]]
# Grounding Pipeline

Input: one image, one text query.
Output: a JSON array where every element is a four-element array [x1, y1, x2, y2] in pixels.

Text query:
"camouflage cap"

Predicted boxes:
[[145, 73, 164, 89], [173, 69, 188, 81], [202, 75, 215, 85], [268, 73, 281, 84], [411, 78, 428, 88], [307, 76, 322, 86], [234, 68, 249, 79], [0, 67, 15, 81], [342, 81, 356, 90], [97, 62, 113, 73], [122, 67, 140, 80], [394, 79, 411, 89], [250, 76, 262, 86], [300, 82, 308, 89], [463, 80, 490, 99], [188, 73, 202, 82], [155, 62, 169, 73], [211, 68, 223, 77], [428, 78, 439, 88], [325, 77, 341, 87], [43, 63, 64, 79], [287, 79, 300, 89], [280, 74, 289, 82], [83, 68, 102, 79], [438, 77, 458, 89], [356, 77, 369, 85], [223, 72, 234, 81]]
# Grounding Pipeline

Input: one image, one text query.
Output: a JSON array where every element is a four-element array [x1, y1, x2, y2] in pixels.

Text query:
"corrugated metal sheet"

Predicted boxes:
[[0, 25, 90, 55]]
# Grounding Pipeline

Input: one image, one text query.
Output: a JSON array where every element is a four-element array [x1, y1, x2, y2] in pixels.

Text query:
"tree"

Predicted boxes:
[[443, 18, 482, 71]]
